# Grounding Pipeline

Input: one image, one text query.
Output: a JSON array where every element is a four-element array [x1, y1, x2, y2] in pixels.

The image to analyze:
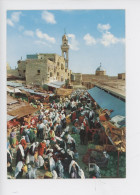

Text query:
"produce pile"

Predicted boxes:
[[100, 151, 126, 178]]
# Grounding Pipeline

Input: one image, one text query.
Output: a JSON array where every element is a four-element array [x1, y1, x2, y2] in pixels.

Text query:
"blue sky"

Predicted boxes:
[[7, 10, 125, 76]]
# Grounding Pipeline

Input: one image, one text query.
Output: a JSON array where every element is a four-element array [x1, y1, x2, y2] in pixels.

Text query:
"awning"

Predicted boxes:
[[7, 81, 23, 87], [46, 81, 65, 89], [46, 83, 60, 88], [7, 87, 13, 93], [88, 86, 125, 117], [14, 88, 22, 93], [8, 105, 39, 118], [7, 114, 17, 121], [19, 86, 47, 97]]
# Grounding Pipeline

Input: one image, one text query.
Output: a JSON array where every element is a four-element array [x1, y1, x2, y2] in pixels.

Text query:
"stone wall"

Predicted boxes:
[[96, 70, 106, 76], [7, 69, 19, 77], [25, 59, 48, 86], [118, 73, 125, 80], [71, 73, 82, 85], [17, 60, 26, 78]]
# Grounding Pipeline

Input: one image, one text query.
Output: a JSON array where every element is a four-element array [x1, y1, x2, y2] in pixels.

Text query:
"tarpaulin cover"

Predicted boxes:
[[7, 115, 17, 121], [8, 105, 39, 118], [46, 81, 65, 89], [88, 87, 125, 117], [19, 86, 47, 97], [7, 81, 23, 87]]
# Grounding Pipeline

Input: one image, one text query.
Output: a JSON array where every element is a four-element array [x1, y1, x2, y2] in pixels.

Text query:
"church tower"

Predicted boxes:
[[61, 34, 69, 69]]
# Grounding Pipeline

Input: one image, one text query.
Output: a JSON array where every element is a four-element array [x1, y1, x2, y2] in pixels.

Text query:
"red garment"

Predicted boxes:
[[86, 125, 89, 133], [38, 142, 46, 156], [79, 116, 84, 124], [20, 139, 27, 149], [20, 127, 24, 135], [72, 112, 76, 121]]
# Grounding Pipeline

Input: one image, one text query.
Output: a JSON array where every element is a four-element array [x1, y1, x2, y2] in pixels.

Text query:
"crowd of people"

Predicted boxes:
[[7, 89, 103, 179]]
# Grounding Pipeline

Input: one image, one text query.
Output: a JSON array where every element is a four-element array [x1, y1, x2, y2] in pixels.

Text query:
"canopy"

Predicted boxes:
[[19, 86, 47, 97], [46, 81, 65, 89], [7, 81, 23, 87], [7, 114, 17, 121], [8, 105, 39, 118], [7, 87, 13, 93], [14, 88, 22, 93], [88, 86, 125, 117]]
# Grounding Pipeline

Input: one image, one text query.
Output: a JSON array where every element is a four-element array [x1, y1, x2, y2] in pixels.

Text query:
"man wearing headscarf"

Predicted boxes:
[[69, 160, 80, 178]]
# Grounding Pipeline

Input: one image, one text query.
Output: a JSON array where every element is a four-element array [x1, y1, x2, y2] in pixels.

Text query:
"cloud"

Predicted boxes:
[[83, 33, 96, 45], [24, 30, 34, 37], [11, 12, 22, 22], [36, 29, 56, 44], [18, 25, 24, 31], [7, 19, 14, 27], [97, 23, 111, 32], [7, 11, 22, 27], [83, 24, 125, 47], [34, 40, 47, 45], [100, 31, 125, 47], [67, 34, 79, 51], [42, 11, 56, 24]]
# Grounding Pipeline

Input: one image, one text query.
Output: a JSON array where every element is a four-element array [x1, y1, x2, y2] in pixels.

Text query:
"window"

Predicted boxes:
[[61, 64, 64, 70], [24, 70, 26, 73], [37, 70, 40, 74], [50, 72, 52, 77], [68, 73, 69, 76], [57, 72, 59, 76], [57, 62, 59, 66], [65, 69, 67, 73]]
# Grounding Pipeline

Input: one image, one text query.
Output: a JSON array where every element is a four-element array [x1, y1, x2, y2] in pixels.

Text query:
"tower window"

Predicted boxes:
[[24, 70, 26, 73], [37, 70, 40, 74], [57, 72, 59, 76], [50, 72, 53, 77]]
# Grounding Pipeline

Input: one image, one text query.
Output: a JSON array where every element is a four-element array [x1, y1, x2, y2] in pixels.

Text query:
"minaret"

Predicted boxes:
[[61, 33, 69, 69]]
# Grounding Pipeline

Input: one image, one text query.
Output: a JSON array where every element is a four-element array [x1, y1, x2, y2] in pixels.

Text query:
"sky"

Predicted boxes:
[[7, 10, 125, 76]]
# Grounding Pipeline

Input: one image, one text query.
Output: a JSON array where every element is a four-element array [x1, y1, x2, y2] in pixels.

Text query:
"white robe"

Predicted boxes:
[[49, 157, 55, 171]]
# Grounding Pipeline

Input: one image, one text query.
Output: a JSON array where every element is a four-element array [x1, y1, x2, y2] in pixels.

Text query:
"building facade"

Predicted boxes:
[[17, 34, 71, 86]]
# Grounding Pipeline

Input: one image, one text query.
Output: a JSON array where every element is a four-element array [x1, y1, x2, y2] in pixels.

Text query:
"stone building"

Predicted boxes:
[[17, 34, 71, 86], [95, 63, 106, 76], [71, 63, 108, 89], [118, 73, 125, 80], [71, 73, 82, 85]]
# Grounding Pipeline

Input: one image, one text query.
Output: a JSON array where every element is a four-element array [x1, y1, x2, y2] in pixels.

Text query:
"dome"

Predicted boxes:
[[96, 64, 105, 71]]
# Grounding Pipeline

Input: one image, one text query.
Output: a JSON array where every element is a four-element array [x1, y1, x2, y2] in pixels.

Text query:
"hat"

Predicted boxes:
[[57, 160, 61, 164], [61, 149, 65, 154], [67, 149, 70, 153], [42, 140, 46, 143], [48, 153, 53, 157], [49, 149, 53, 153]]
